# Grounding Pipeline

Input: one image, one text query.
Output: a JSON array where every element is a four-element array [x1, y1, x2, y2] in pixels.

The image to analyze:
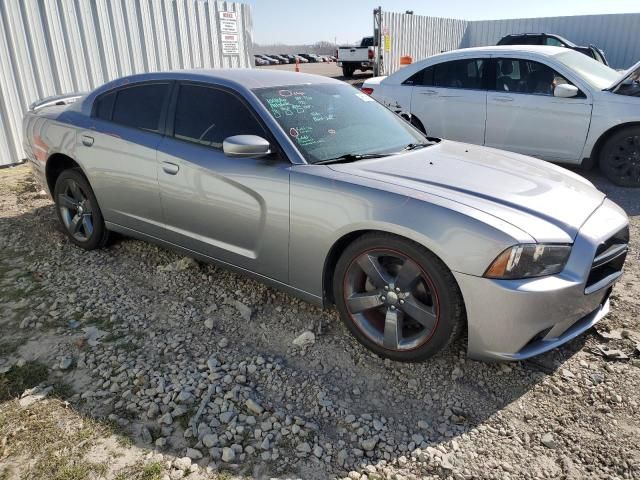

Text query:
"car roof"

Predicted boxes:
[[95, 68, 342, 93], [443, 45, 568, 57], [501, 33, 577, 47]]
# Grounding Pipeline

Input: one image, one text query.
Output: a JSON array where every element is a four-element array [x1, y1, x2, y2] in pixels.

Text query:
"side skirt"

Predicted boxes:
[[105, 222, 324, 307]]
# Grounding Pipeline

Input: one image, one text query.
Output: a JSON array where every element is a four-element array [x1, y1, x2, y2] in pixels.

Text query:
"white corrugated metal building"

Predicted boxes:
[[0, 0, 253, 167], [381, 12, 640, 75]]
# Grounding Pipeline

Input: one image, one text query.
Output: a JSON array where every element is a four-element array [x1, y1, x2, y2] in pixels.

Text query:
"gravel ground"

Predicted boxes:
[[0, 162, 639, 480]]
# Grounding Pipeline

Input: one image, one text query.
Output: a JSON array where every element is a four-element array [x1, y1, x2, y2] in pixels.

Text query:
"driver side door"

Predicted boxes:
[[156, 83, 290, 282], [485, 58, 592, 162]]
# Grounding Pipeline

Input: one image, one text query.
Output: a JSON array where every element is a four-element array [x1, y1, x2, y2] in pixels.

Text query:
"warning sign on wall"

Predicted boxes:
[[222, 42, 240, 55], [219, 11, 239, 55]]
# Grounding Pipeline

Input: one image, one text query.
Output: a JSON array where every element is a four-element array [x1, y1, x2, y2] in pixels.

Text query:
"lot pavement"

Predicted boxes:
[[260, 62, 373, 87], [0, 79, 639, 478]]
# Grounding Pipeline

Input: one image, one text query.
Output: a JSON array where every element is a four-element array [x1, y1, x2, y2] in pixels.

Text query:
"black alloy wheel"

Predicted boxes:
[[53, 169, 110, 249], [600, 127, 640, 187], [343, 249, 439, 351], [333, 233, 465, 362]]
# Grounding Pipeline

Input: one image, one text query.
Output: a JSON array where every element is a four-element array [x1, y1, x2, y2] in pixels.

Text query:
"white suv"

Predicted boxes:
[[363, 46, 640, 186]]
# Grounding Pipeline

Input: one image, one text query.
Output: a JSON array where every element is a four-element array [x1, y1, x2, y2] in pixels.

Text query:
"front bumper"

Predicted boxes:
[[457, 199, 628, 361]]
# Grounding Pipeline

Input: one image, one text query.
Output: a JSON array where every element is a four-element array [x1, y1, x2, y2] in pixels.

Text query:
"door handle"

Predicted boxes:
[[418, 90, 438, 96], [492, 96, 513, 102], [162, 161, 179, 175], [81, 135, 94, 147]]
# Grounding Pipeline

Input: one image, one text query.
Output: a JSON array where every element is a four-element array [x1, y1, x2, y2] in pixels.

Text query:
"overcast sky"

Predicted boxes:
[[243, 0, 640, 45]]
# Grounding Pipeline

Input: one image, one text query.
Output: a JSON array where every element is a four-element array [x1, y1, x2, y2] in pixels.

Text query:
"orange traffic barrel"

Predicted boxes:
[[400, 55, 413, 65]]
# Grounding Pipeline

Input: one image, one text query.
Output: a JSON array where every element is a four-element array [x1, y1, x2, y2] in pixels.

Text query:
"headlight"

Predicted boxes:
[[484, 244, 571, 279]]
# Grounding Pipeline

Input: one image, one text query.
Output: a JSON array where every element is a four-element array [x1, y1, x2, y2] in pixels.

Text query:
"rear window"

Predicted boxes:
[[433, 59, 485, 89], [110, 83, 170, 132], [403, 66, 434, 86], [94, 91, 115, 121]]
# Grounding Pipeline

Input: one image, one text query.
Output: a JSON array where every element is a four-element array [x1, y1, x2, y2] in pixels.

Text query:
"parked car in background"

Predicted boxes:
[[299, 54, 318, 63], [337, 36, 378, 77], [294, 55, 309, 63], [272, 55, 291, 64], [23, 69, 628, 362], [254, 56, 269, 66], [267, 55, 285, 64], [256, 54, 279, 65], [498, 33, 608, 65], [363, 45, 640, 186]]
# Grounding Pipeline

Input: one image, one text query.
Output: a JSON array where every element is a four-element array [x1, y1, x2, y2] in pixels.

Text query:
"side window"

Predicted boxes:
[[495, 59, 521, 92], [173, 84, 266, 150], [494, 59, 572, 95], [521, 60, 571, 95], [94, 91, 116, 121], [402, 66, 434, 86], [523, 36, 543, 45], [433, 59, 484, 89], [111, 83, 170, 132], [544, 37, 565, 47]]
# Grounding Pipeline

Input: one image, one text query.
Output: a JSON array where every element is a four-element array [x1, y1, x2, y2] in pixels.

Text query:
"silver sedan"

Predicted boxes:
[[23, 69, 629, 362]]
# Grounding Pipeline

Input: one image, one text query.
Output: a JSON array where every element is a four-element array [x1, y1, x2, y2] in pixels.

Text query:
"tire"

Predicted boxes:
[[333, 233, 465, 362], [599, 126, 640, 187], [342, 66, 353, 78], [53, 169, 110, 250]]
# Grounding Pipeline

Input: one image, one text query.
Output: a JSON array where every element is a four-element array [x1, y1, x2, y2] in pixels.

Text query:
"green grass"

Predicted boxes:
[[0, 399, 112, 480], [216, 471, 234, 480], [114, 461, 165, 480], [140, 462, 164, 480], [0, 362, 49, 401], [51, 381, 75, 400]]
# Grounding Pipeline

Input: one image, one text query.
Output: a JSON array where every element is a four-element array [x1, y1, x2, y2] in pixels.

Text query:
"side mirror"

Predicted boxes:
[[223, 135, 271, 158], [554, 84, 579, 98]]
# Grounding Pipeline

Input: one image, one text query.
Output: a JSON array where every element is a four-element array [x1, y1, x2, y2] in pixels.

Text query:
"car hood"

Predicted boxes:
[[329, 141, 605, 242], [608, 59, 640, 91]]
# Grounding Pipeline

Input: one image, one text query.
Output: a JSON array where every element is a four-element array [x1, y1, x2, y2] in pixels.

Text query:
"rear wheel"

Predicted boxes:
[[333, 233, 465, 362], [53, 169, 110, 250], [342, 66, 354, 78], [599, 126, 640, 187]]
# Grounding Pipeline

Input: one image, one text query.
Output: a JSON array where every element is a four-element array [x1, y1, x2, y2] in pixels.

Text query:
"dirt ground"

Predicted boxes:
[[0, 156, 638, 480]]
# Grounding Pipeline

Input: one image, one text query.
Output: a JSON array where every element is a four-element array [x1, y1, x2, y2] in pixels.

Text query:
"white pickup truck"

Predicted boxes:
[[337, 36, 377, 77]]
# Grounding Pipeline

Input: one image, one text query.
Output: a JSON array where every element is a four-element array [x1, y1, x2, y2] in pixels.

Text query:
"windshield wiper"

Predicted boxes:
[[402, 143, 430, 152], [314, 152, 392, 165]]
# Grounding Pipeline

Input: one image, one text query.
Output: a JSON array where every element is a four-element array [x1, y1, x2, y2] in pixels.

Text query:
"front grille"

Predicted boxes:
[[585, 226, 629, 294]]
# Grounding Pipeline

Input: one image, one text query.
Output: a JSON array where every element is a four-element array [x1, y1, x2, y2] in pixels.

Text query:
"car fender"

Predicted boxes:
[[289, 165, 533, 301], [581, 93, 640, 160]]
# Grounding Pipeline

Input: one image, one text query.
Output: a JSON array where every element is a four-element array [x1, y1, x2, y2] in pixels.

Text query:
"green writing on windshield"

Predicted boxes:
[[263, 90, 332, 147]]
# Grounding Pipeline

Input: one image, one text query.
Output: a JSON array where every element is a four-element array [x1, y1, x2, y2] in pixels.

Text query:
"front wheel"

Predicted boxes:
[[333, 233, 465, 362], [599, 127, 640, 187], [53, 169, 110, 250]]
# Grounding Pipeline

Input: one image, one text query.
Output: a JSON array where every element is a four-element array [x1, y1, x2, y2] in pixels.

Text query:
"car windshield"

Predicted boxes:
[[554, 50, 619, 89], [253, 83, 428, 164]]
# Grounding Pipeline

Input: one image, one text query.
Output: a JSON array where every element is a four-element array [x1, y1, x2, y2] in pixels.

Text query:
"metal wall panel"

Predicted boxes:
[[0, 0, 253, 166], [464, 13, 640, 70], [382, 12, 640, 75], [381, 11, 467, 75]]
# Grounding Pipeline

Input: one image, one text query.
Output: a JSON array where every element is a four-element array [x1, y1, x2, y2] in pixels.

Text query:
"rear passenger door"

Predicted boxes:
[[155, 83, 290, 282], [79, 82, 171, 235], [410, 58, 487, 144]]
